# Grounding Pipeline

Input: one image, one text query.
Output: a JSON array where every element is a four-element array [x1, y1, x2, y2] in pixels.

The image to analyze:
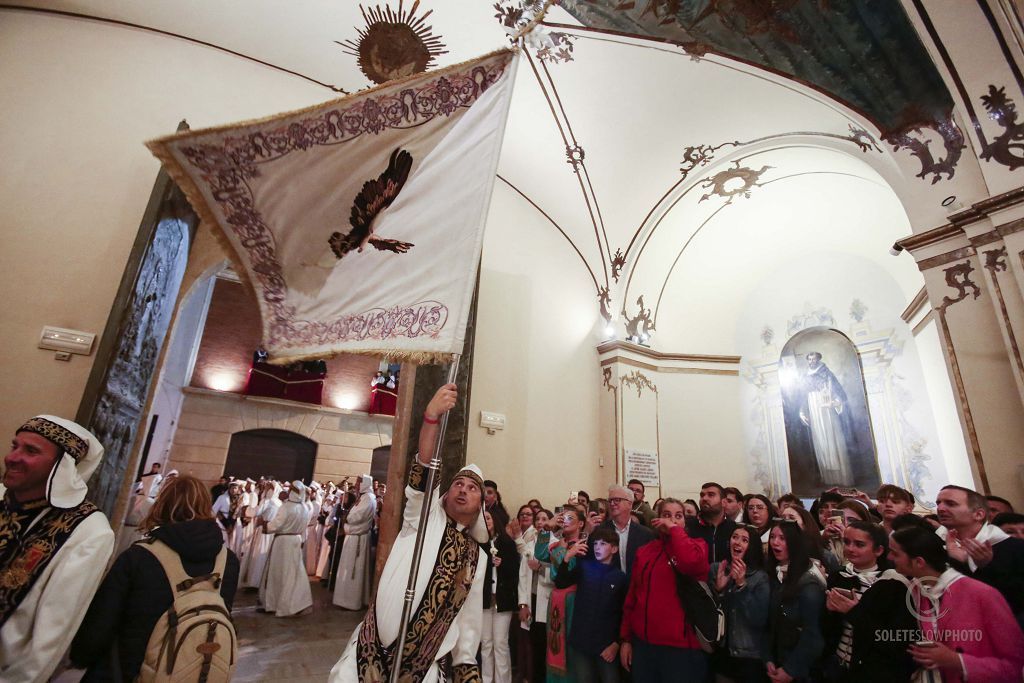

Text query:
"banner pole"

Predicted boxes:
[[389, 353, 462, 683]]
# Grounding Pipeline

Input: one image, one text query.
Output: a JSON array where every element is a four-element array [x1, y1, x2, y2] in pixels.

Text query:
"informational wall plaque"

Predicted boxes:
[[624, 448, 660, 487]]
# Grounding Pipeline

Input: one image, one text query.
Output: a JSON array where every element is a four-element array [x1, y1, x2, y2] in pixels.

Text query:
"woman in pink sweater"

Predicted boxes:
[[889, 526, 1024, 683]]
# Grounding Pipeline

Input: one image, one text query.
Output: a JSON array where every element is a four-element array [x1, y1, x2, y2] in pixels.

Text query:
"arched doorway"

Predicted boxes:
[[779, 327, 880, 496], [224, 429, 317, 483]]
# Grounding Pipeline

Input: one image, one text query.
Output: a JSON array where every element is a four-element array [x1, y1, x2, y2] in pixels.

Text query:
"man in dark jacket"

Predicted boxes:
[[594, 484, 655, 577], [690, 481, 737, 565]]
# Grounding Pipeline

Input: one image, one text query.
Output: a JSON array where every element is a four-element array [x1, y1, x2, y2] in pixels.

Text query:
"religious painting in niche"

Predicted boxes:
[[779, 327, 879, 497]]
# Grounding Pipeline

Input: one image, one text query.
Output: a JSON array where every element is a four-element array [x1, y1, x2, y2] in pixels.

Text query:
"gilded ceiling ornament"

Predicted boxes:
[[885, 116, 965, 185], [611, 248, 626, 282], [939, 261, 982, 312], [494, 1, 576, 63], [622, 295, 655, 341], [565, 144, 586, 173], [337, 2, 448, 85], [979, 85, 1024, 170], [698, 162, 771, 204], [598, 286, 612, 322]]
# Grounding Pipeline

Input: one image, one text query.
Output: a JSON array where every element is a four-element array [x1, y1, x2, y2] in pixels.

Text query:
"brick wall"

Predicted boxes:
[[191, 277, 381, 411]]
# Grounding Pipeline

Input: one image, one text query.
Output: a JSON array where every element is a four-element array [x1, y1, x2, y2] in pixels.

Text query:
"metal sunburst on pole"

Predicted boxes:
[[389, 353, 461, 683]]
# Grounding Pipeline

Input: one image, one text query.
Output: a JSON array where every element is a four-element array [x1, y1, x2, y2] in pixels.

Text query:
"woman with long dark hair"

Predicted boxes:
[[71, 475, 240, 681], [481, 510, 519, 683], [764, 520, 825, 683], [710, 525, 770, 682], [822, 521, 915, 682], [743, 494, 776, 549]]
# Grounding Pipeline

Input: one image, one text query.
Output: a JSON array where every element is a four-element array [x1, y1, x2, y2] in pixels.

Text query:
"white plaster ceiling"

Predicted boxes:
[[11, 0, 927, 353]]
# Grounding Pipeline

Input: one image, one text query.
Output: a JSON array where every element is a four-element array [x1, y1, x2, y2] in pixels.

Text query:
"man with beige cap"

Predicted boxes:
[[330, 383, 489, 683], [0, 415, 115, 682]]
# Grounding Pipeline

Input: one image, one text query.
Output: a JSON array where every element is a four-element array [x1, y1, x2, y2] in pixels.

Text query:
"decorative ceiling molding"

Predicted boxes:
[[900, 287, 930, 325], [619, 369, 658, 397], [622, 295, 655, 340], [0, 4, 350, 93], [596, 340, 741, 364]]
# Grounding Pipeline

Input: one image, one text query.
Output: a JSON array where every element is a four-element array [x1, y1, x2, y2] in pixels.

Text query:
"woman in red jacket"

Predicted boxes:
[[619, 497, 710, 682]]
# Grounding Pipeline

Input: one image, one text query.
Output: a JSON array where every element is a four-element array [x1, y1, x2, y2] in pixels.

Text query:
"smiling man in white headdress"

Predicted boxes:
[[330, 383, 488, 683], [0, 415, 115, 682], [259, 479, 313, 617]]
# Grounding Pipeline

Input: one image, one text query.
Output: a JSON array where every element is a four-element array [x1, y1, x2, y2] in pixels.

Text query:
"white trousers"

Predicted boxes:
[[481, 605, 512, 683]]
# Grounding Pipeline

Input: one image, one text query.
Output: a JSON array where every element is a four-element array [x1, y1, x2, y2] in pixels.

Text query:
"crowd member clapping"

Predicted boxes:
[[710, 524, 770, 682], [619, 498, 710, 682]]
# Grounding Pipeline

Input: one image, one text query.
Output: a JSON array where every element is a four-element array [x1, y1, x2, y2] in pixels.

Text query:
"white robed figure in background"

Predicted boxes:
[[316, 484, 341, 578], [239, 481, 282, 588], [305, 482, 323, 574], [799, 351, 855, 486], [333, 474, 376, 609], [239, 478, 258, 556], [259, 480, 313, 617], [116, 468, 165, 554], [330, 384, 487, 683]]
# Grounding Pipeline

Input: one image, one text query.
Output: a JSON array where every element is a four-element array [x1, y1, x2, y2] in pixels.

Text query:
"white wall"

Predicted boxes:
[[0, 12, 331, 440], [466, 182, 606, 509]]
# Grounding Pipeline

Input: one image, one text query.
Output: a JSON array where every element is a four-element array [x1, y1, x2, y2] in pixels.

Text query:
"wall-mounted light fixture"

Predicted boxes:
[[38, 326, 95, 355]]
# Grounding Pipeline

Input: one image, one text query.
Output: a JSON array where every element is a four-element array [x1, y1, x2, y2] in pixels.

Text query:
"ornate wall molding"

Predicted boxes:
[[938, 260, 983, 313], [619, 370, 657, 398]]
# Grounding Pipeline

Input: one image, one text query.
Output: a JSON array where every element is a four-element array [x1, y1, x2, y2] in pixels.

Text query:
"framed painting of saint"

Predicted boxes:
[[778, 327, 880, 497]]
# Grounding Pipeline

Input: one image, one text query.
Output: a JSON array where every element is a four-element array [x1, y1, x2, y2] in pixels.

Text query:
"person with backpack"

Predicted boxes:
[[70, 474, 240, 682]]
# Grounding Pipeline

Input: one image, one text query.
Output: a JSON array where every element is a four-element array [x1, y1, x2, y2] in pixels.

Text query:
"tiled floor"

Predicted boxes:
[[54, 579, 364, 683], [232, 580, 364, 682]]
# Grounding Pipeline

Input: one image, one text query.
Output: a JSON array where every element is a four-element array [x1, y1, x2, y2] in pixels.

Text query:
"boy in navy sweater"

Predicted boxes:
[[554, 526, 628, 682]]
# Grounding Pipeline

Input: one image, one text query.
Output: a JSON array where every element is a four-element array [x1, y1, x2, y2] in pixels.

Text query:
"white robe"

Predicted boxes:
[[304, 499, 321, 574], [259, 500, 312, 617], [0, 512, 114, 683], [329, 483, 486, 683], [239, 497, 281, 588], [332, 493, 375, 609]]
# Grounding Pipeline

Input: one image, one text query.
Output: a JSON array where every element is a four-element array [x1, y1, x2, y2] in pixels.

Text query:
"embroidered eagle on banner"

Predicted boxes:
[[328, 148, 416, 260]]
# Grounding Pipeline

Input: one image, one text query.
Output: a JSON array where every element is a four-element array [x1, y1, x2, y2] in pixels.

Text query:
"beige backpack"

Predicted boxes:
[[136, 540, 237, 683]]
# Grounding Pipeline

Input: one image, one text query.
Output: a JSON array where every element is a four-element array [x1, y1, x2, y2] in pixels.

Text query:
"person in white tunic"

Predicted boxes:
[[259, 480, 313, 617], [333, 474, 377, 609], [0, 416, 115, 683], [330, 383, 488, 683], [239, 481, 282, 588], [239, 478, 258, 556], [304, 482, 323, 574]]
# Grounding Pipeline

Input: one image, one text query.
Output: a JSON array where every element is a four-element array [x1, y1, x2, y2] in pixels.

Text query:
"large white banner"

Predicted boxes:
[[148, 50, 517, 363]]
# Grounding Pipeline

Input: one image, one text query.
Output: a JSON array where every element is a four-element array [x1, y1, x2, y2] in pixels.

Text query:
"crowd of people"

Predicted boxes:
[[474, 479, 1024, 683], [3, 404, 1024, 683]]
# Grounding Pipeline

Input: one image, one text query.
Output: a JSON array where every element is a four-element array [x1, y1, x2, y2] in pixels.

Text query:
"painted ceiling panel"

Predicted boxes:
[[558, 0, 955, 137]]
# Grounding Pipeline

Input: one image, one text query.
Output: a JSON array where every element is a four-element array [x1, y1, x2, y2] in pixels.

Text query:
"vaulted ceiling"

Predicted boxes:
[[11, 0, 937, 350]]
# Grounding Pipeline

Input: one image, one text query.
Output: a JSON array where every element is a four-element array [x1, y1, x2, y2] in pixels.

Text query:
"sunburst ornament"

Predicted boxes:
[[337, 1, 448, 85]]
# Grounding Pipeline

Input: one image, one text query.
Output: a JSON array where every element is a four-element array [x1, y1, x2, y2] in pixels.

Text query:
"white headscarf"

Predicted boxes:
[[14, 415, 104, 509], [288, 480, 307, 504], [443, 463, 488, 543]]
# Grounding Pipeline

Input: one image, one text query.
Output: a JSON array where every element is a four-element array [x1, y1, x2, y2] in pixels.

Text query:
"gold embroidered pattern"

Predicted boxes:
[[17, 417, 88, 462], [408, 461, 427, 492], [0, 498, 99, 626], [452, 662, 482, 683], [357, 520, 480, 681]]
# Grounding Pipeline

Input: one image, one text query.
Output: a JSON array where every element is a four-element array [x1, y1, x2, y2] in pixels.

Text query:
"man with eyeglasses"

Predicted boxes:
[[591, 484, 655, 576]]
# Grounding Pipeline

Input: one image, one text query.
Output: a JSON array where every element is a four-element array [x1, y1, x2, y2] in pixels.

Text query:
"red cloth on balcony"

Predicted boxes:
[[245, 362, 324, 405], [369, 386, 398, 416]]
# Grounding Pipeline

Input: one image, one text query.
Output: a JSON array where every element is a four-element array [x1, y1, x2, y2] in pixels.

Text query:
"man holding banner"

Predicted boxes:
[[329, 383, 489, 682], [146, 41, 519, 683]]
